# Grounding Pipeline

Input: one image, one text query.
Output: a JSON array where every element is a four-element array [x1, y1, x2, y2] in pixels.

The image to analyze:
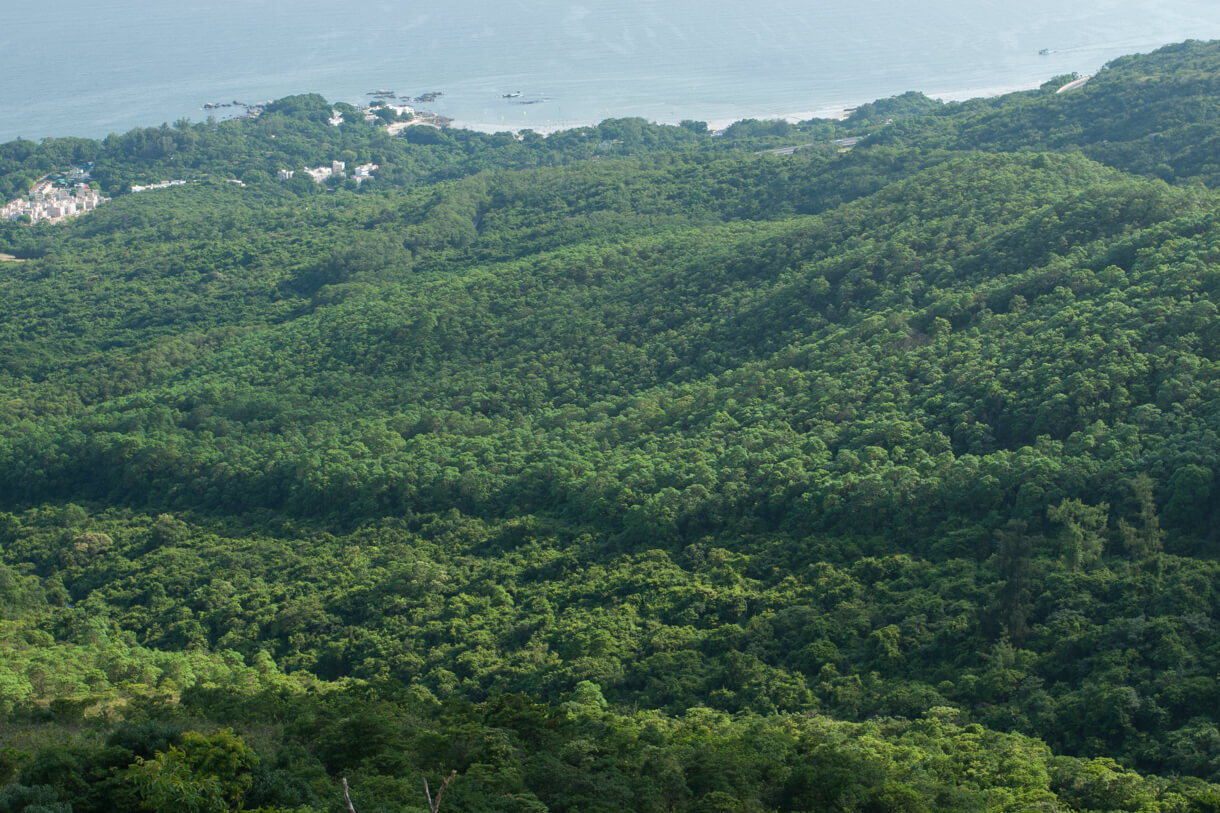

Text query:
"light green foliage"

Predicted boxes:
[[1047, 498, 1108, 570], [127, 729, 258, 812], [1119, 474, 1166, 559]]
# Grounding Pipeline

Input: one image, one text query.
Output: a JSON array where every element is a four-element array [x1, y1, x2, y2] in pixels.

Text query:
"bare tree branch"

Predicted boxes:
[[424, 770, 457, 813], [342, 777, 357, 813]]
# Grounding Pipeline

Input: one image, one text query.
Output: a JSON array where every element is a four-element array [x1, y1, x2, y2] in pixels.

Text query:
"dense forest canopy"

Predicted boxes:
[[2, 39, 1220, 812]]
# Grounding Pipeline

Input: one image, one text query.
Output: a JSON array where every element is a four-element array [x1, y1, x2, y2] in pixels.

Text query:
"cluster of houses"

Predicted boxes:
[[3, 154, 382, 227], [278, 161, 379, 184], [1, 180, 108, 224]]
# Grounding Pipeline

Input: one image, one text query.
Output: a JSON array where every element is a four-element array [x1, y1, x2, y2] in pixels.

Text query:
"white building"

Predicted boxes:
[[352, 163, 379, 184], [131, 180, 186, 193]]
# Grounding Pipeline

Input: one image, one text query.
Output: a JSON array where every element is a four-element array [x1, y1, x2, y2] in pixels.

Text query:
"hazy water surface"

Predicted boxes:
[[4, 0, 1220, 141]]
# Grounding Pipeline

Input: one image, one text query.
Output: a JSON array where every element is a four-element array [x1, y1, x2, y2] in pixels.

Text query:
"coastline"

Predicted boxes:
[[430, 80, 1047, 137], [440, 102, 861, 136]]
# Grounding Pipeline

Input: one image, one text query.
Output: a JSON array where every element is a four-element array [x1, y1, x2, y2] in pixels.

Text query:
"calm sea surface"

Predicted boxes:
[[4, 0, 1220, 142]]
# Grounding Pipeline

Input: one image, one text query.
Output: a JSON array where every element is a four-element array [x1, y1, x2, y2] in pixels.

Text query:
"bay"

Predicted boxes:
[[3, 0, 1220, 143]]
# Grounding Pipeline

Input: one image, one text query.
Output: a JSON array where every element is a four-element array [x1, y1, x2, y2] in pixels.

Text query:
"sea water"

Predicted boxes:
[[3, 0, 1220, 143]]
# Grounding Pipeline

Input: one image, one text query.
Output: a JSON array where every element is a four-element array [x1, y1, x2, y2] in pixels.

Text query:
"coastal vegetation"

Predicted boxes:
[[3, 38, 1220, 812]]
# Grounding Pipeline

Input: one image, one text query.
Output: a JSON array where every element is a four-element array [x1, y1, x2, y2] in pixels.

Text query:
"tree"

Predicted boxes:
[[1118, 474, 1165, 559], [127, 729, 258, 813], [1165, 464, 1213, 529], [994, 520, 1035, 644], [1047, 498, 1108, 570]]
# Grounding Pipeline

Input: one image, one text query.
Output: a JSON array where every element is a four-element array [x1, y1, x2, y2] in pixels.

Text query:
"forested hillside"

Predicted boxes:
[[2, 40, 1220, 813]]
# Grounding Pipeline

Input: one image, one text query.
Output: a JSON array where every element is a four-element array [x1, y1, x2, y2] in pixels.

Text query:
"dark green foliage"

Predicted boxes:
[[105, 722, 184, 760]]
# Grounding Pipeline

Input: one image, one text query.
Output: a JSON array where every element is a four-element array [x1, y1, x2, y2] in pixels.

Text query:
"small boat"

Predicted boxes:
[[502, 91, 522, 98], [1039, 48, 1051, 55]]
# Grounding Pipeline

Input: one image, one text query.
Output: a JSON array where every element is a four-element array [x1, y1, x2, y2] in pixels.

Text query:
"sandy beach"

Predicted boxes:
[[436, 80, 1048, 137]]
